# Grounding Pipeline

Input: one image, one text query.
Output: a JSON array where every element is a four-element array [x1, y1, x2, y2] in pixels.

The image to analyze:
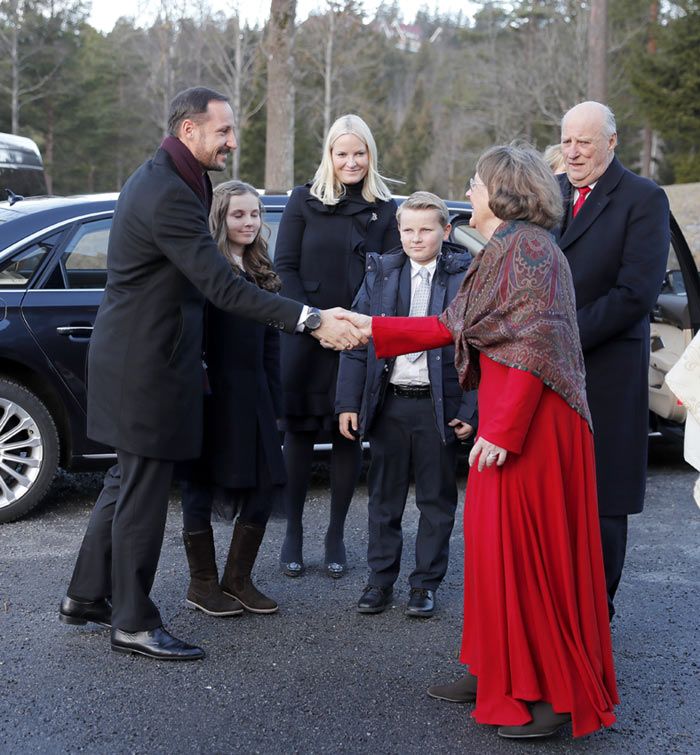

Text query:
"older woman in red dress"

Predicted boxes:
[[345, 145, 618, 740]]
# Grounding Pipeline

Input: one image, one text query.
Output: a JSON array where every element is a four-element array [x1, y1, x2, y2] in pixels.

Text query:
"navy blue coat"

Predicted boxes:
[[275, 183, 400, 427], [555, 157, 670, 516], [335, 244, 477, 444]]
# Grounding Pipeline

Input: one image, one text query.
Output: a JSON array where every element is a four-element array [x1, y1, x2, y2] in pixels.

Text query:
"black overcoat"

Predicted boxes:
[[555, 157, 670, 515], [274, 182, 400, 425], [199, 297, 286, 488], [87, 149, 302, 461]]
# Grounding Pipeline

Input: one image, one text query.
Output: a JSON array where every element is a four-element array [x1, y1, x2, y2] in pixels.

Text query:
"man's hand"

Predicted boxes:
[[334, 310, 372, 340], [338, 412, 359, 440], [448, 419, 474, 442], [469, 435, 508, 471], [313, 308, 368, 350]]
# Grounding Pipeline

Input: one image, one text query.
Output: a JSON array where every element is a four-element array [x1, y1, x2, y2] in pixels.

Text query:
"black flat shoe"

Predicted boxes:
[[357, 585, 393, 614], [111, 626, 205, 661], [281, 561, 303, 578], [497, 702, 571, 739], [405, 588, 435, 618], [326, 562, 346, 579], [59, 595, 112, 628]]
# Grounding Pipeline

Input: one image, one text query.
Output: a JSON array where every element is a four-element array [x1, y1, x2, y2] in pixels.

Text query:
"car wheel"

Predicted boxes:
[[0, 378, 59, 524]]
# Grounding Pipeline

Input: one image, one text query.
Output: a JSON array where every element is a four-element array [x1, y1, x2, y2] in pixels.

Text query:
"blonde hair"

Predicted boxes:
[[477, 144, 563, 230], [310, 114, 392, 206], [209, 180, 281, 293], [396, 191, 449, 228], [543, 144, 566, 174]]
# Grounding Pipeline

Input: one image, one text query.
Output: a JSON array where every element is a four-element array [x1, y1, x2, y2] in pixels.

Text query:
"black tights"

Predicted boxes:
[[280, 428, 362, 564]]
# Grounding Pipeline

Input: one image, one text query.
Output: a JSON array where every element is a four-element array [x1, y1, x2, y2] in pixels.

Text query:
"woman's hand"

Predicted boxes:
[[338, 412, 359, 440], [335, 311, 372, 340], [469, 435, 508, 471]]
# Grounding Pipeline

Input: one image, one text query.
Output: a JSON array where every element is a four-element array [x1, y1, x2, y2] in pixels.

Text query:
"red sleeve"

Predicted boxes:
[[373, 316, 453, 358], [479, 365, 544, 454]]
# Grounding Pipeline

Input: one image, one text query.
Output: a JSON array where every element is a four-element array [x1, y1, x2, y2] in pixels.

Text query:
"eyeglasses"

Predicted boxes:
[[468, 177, 484, 192]]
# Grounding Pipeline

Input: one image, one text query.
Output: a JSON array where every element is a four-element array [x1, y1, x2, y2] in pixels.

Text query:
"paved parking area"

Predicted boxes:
[[0, 443, 698, 754]]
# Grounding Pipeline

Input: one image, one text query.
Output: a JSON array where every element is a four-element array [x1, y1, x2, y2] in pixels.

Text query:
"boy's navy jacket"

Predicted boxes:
[[335, 242, 478, 443]]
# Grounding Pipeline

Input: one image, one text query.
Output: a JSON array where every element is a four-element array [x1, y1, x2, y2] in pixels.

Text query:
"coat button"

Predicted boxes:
[[436, 355, 441, 361]]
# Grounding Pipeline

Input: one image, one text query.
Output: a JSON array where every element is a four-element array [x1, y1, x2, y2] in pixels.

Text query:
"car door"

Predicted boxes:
[[20, 215, 110, 453]]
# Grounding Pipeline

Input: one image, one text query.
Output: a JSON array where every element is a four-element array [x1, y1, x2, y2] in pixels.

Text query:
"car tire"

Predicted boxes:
[[0, 378, 59, 524]]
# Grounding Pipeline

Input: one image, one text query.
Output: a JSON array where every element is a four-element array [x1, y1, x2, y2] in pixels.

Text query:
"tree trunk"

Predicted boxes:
[[44, 102, 54, 193], [265, 0, 296, 193], [323, 9, 334, 136], [587, 0, 608, 102], [233, 16, 242, 180], [640, 0, 659, 178], [10, 13, 19, 133]]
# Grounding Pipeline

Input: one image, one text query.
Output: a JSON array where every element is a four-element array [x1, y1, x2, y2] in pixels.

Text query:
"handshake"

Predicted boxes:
[[312, 308, 372, 350]]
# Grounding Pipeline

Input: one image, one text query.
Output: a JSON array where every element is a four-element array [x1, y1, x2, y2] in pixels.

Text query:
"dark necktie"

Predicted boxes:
[[572, 185, 591, 217]]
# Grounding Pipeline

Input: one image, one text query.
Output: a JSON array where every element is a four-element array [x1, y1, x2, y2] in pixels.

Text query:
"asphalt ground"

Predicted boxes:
[[0, 441, 698, 754]]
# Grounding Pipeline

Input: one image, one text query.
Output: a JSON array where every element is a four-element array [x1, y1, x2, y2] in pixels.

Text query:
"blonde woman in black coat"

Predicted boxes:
[[180, 181, 286, 617], [275, 114, 400, 578]]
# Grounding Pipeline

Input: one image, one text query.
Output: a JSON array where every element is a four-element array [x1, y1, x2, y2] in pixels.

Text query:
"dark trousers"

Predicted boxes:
[[366, 392, 458, 590], [599, 514, 628, 620], [67, 451, 174, 632], [180, 480, 274, 532]]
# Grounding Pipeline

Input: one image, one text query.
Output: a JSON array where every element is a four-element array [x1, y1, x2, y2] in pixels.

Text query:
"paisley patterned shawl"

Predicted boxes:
[[439, 220, 592, 429]]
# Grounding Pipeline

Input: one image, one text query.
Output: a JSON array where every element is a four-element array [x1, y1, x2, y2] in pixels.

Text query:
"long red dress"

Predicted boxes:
[[373, 315, 618, 738]]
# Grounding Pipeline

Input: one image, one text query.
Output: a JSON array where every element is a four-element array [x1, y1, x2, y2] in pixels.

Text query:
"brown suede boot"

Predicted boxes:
[[183, 528, 243, 617], [427, 671, 478, 703], [221, 521, 278, 614]]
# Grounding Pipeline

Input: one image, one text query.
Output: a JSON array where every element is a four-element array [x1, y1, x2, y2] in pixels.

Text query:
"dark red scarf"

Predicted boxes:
[[160, 135, 213, 210], [439, 220, 592, 428]]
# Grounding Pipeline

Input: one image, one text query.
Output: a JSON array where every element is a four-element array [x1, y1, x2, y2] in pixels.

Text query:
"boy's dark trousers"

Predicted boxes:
[[366, 389, 458, 590]]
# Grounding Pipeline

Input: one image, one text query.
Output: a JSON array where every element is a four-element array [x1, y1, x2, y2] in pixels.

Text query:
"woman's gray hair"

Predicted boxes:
[[476, 144, 564, 230]]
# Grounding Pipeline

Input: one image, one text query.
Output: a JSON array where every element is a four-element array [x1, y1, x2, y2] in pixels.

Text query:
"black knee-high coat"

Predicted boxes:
[[555, 158, 670, 515], [87, 148, 302, 460], [198, 293, 286, 488], [274, 182, 400, 427]]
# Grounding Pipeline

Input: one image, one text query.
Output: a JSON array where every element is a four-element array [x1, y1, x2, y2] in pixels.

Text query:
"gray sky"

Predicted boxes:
[[88, 0, 474, 31]]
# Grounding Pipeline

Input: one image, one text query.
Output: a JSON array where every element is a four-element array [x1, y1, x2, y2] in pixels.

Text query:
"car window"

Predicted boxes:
[[61, 218, 110, 289], [264, 213, 282, 261], [0, 242, 51, 288]]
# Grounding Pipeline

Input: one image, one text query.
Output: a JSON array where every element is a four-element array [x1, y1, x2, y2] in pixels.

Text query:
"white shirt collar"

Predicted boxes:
[[409, 257, 438, 278]]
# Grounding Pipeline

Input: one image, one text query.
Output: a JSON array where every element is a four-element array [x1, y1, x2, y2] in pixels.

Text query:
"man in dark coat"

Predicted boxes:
[[58, 87, 363, 660], [555, 101, 670, 619]]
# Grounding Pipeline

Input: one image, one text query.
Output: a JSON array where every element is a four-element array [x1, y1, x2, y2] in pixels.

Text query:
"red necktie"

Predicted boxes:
[[572, 186, 591, 217]]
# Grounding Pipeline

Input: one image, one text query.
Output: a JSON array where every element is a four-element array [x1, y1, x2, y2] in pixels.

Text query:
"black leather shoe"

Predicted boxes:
[[497, 701, 571, 739], [59, 596, 112, 628], [405, 588, 435, 617], [357, 585, 393, 614], [111, 626, 205, 661]]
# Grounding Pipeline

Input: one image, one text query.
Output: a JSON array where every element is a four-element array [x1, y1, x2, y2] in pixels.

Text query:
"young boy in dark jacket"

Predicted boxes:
[[336, 191, 477, 618]]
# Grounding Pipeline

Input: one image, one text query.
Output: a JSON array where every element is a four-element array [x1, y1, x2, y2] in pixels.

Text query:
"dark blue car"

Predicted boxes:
[[0, 192, 484, 523]]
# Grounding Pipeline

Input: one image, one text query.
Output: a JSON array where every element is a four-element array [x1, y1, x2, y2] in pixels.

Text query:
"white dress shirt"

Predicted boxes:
[[390, 258, 438, 387]]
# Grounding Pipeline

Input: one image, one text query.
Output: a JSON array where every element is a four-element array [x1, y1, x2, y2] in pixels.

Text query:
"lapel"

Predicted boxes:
[[429, 254, 447, 315], [558, 157, 625, 251], [397, 258, 412, 316]]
